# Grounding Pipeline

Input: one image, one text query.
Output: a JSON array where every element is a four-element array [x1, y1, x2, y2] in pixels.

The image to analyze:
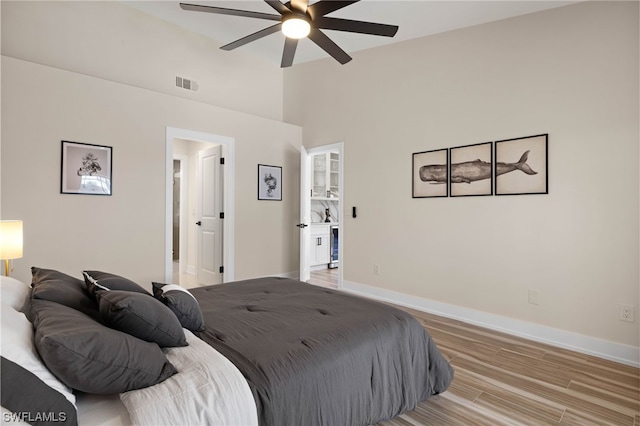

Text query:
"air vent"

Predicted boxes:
[[175, 76, 199, 92]]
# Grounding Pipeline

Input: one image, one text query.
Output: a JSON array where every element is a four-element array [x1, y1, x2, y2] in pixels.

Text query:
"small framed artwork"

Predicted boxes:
[[61, 141, 112, 195], [495, 134, 548, 195], [412, 149, 448, 198], [258, 164, 282, 201], [449, 141, 493, 197]]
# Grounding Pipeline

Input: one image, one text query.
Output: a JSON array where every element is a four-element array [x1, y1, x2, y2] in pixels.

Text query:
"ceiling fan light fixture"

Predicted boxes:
[[181, 1, 399, 67], [282, 16, 311, 39]]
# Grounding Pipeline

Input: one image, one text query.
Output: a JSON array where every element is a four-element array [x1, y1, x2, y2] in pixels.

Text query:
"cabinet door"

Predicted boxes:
[[312, 154, 327, 197], [315, 234, 330, 264], [310, 152, 339, 199], [329, 152, 339, 197], [310, 228, 330, 266]]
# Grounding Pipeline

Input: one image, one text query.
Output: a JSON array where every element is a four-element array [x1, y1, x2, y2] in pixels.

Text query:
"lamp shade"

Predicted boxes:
[[0, 220, 23, 260]]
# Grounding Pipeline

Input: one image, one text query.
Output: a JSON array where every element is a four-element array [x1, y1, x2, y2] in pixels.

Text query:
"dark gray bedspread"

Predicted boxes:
[[190, 277, 453, 426]]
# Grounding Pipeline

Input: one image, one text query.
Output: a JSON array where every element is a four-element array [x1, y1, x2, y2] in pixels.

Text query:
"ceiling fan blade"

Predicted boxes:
[[316, 17, 398, 37], [180, 3, 281, 21], [290, 0, 309, 13], [220, 24, 282, 51], [308, 1, 359, 19], [281, 38, 298, 67], [308, 28, 352, 64], [264, 0, 290, 15]]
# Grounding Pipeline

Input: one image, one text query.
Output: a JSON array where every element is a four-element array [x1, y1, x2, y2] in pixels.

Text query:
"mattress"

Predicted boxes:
[[190, 277, 454, 426]]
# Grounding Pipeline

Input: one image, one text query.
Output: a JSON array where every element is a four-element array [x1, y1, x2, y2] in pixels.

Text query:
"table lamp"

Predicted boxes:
[[0, 220, 23, 276]]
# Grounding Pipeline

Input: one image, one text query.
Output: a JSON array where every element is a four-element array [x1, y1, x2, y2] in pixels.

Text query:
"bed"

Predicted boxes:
[[1, 269, 453, 426]]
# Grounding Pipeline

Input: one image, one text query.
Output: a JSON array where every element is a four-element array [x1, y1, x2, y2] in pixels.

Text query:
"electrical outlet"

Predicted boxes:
[[373, 264, 381, 276], [528, 289, 539, 305], [619, 305, 634, 322]]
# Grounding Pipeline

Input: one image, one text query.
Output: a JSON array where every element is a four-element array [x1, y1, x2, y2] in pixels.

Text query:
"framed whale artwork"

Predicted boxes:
[[495, 134, 548, 195], [412, 149, 448, 198], [449, 142, 493, 197]]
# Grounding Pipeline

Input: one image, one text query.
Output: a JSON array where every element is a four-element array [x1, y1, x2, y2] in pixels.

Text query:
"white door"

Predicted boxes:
[[299, 146, 311, 282], [196, 145, 223, 285]]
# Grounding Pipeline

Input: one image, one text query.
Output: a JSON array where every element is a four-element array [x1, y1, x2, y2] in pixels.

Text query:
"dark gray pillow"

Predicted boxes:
[[96, 290, 187, 348], [27, 267, 98, 320], [152, 282, 205, 332], [29, 299, 177, 394], [1, 356, 78, 426], [83, 271, 150, 297]]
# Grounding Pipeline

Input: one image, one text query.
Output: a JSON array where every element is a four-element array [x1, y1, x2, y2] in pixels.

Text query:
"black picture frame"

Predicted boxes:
[[258, 164, 282, 201], [495, 134, 548, 195], [412, 149, 448, 198], [61, 140, 112, 195], [449, 141, 493, 197]]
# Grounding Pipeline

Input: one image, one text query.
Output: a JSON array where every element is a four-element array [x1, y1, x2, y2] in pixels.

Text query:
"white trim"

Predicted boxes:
[[274, 271, 299, 280], [310, 264, 330, 272], [342, 279, 640, 368], [165, 127, 235, 284]]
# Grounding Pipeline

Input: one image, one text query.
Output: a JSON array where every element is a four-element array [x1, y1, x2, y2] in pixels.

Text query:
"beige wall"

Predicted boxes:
[[1, 1, 301, 287], [284, 2, 639, 349], [0, 56, 301, 287], [1, 1, 284, 121]]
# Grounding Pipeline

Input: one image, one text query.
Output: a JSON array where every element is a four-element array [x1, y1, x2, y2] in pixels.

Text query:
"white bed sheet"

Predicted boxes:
[[76, 393, 131, 426], [120, 329, 258, 426]]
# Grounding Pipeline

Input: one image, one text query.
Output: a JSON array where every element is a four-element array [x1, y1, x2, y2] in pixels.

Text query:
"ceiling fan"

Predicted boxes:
[[179, 0, 399, 67]]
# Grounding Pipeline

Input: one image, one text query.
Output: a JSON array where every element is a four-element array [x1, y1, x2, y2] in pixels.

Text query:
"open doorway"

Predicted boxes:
[[172, 159, 181, 263], [302, 143, 344, 289], [165, 127, 235, 287], [172, 157, 187, 279], [171, 141, 222, 288]]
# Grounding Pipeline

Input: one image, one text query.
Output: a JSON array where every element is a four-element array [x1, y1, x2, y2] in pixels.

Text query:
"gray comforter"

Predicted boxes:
[[190, 277, 453, 426]]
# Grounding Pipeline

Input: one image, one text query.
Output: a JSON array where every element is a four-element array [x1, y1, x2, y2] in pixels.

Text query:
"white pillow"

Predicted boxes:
[[0, 276, 29, 310]]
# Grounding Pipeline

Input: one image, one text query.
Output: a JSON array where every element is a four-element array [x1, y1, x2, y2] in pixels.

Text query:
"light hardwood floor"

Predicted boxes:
[[379, 306, 639, 426], [308, 267, 340, 289], [308, 268, 640, 426]]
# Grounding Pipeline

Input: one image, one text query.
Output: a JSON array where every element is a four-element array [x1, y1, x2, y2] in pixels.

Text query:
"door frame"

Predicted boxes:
[[165, 127, 235, 283], [303, 142, 344, 288]]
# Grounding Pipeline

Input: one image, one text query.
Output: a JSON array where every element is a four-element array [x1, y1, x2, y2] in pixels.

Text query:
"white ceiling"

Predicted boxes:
[[123, 0, 578, 67]]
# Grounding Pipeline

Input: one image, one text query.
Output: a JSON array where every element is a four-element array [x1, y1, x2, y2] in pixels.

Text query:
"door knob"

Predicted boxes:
[[196, 221, 202, 226], [296, 223, 308, 228]]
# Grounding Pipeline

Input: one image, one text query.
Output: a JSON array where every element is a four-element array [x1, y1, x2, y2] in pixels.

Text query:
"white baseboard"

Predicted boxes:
[[342, 280, 640, 368], [310, 265, 329, 271], [274, 271, 299, 280]]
